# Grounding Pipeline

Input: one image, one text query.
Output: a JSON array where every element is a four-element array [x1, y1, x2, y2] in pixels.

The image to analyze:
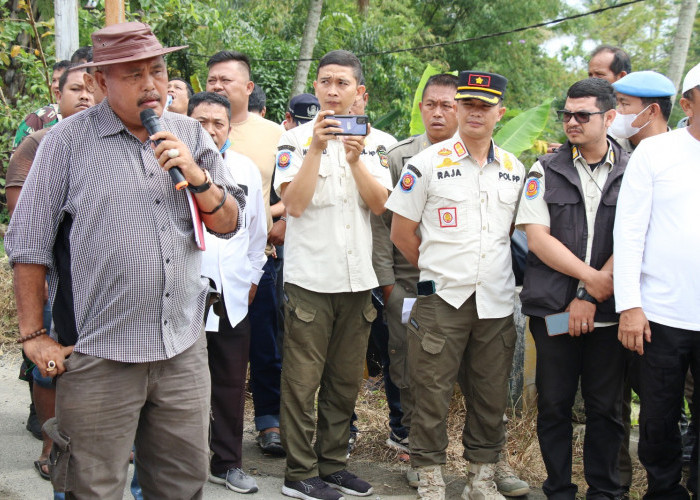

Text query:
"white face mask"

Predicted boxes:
[[609, 105, 652, 139]]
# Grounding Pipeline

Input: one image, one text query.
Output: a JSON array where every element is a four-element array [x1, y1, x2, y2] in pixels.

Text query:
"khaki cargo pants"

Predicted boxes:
[[280, 283, 376, 481], [408, 293, 516, 467]]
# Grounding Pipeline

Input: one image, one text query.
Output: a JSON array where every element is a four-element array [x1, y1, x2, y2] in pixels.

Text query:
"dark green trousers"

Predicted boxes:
[[407, 293, 516, 467], [280, 283, 376, 481]]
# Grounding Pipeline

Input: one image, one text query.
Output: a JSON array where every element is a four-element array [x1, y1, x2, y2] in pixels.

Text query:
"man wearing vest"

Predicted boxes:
[[516, 78, 629, 499]]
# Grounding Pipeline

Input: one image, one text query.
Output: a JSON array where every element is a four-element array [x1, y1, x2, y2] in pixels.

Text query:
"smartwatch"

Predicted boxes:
[[187, 168, 213, 193], [576, 287, 597, 304]]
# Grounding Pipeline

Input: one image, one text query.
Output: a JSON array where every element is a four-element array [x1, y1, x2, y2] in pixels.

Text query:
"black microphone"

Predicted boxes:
[[140, 109, 188, 190]]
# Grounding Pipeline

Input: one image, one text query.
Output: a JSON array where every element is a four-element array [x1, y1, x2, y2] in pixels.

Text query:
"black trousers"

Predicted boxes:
[[207, 312, 250, 474], [639, 321, 700, 500], [530, 317, 625, 499]]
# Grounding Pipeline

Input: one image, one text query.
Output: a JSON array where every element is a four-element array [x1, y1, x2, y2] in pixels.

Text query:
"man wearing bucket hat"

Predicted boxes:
[[387, 71, 525, 500], [614, 62, 700, 499], [6, 22, 245, 498]]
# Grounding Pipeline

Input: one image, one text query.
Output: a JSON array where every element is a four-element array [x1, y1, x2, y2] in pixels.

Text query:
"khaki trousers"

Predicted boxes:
[[280, 284, 375, 481], [51, 334, 211, 499], [408, 294, 516, 467]]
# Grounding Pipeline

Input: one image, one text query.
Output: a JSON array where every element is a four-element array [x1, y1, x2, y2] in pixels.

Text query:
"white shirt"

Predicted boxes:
[[614, 127, 700, 330], [274, 119, 394, 293], [201, 150, 267, 331], [385, 134, 525, 317]]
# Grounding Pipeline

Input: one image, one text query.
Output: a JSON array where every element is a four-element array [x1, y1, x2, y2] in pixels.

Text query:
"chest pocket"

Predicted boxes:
[[427, 183, 470, 235], [311, 159, 336, 208], [490, 186, 519, 232]]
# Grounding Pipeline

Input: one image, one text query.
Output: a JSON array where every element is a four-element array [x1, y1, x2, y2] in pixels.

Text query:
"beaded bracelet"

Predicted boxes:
[[279, 216, 287, 222], [17, 328, 47, 344]]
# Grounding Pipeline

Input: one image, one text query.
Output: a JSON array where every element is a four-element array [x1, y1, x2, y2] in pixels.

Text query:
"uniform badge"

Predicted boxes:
[[303, 137, 312, 147], [571, 145, 580, 160], [454, 142, 466, 157], [502, 153, 513, 172], [436, 157, 460, 168], [377, 145, 389, 168], [276, 150, 292, 170], [438, 148, 451, 156], [400, 172, 416, 192], [278, 144, 296, 152], [468, 74, 491, 87], [438, 207, 457, 228], [407, 164, 422, 177], [525, 178, 541, 200]]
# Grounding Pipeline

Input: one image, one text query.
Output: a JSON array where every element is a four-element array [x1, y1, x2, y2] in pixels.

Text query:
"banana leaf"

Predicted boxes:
[[373, 108, 402, 131], [409, 65, 458, 136], [494, 99, 553, 158]]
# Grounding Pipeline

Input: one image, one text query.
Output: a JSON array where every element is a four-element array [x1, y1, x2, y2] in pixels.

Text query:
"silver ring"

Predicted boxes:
[[47, 360, 56, 372], [167, 148, 180, 159], [581, 322, 588, 326]]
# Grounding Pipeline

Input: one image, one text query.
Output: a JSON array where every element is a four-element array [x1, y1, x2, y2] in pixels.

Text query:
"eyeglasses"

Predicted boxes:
[[557, 110, 606, 123]]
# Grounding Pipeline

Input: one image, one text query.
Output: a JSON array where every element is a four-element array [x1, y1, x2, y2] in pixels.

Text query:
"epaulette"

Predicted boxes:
[[386, 135, 418, 155]]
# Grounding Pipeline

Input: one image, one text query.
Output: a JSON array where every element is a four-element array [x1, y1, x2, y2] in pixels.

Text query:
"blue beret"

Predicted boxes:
[[612, 71, 676, 98]]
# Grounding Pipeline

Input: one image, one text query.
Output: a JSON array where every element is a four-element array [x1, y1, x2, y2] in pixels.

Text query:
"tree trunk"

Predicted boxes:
[[54, 0, 79, 61], [667, 0, 698, 91], [289, 0, 323, 101]]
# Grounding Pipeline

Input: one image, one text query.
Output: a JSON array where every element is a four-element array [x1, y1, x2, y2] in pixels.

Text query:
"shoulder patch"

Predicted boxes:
[[276, 150, 292, 170], [377, 145, 389, 168], [278, 144, 295, 152], [527, 171, 542, 179], [406, 164, 422, 177], [525, 178, 541, 200], [400, 172, 417, 192]]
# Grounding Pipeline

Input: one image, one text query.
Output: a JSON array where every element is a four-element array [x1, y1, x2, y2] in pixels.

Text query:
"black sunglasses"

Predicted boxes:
[[557, 110, 606, 123]]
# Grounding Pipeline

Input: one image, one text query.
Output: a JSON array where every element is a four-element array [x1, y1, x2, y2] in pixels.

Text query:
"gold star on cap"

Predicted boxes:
[[475, 77, 484, 84]]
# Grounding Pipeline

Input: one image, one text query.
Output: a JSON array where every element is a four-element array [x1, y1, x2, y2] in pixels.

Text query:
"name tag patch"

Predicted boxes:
[[438, 207, 457, 227]]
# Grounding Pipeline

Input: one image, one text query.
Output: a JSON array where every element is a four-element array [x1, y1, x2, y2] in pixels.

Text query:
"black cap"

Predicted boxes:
[[455, 71, 507, 105], [288, 93, 320, 125]]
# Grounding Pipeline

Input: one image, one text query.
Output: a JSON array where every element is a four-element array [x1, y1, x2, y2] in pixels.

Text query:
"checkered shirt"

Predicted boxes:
[[5, 99, 245, 362]]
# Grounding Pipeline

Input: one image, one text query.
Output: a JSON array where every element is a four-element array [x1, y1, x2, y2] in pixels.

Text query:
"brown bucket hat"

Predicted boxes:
[[75, 22, 187, 68]]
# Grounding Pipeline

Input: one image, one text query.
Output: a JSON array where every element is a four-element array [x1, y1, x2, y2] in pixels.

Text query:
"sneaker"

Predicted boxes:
[[257, 430, 286, 456], [417, 465, 445, 500], [322, 469, 373, 496], [494, 458, 529, 497], [346, 430, 357, 458], [461, 462, 505, 500], [282, 476, 344, 500], [209, 468, 259, 494], [385, 431, 410, 454], [406, 468, 420, 488]]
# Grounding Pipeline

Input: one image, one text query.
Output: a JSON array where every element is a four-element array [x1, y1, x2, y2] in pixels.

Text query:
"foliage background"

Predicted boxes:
[[1, 0, 698, 197]]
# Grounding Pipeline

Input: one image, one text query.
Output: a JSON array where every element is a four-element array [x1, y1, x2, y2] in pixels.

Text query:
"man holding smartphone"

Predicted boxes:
[[274, 49, 391, 500], [515, 78, 629, 499], [387, 71, 525, 500]]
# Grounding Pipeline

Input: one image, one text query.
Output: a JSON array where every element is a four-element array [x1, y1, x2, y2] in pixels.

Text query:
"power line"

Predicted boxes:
[[247, 0, 648, 62]]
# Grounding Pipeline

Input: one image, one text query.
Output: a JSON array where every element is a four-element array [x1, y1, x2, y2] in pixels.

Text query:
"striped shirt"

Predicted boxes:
[[6, 99, 245, 362]]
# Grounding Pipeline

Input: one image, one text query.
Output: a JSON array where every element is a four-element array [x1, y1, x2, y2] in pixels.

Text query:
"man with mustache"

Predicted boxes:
[[516, 78, 629, 499], [6, 22, 245, 498]]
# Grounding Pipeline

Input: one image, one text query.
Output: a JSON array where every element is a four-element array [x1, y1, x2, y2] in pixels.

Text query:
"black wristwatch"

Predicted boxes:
[[576, 287, 597, 304], [187, 168, 213, 193]]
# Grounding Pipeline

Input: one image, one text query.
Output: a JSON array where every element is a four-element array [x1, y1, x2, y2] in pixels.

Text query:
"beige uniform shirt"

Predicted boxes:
[[515, 143, 617, 326], [274, 119, 393, 293], [385, 134, 525, 317]]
